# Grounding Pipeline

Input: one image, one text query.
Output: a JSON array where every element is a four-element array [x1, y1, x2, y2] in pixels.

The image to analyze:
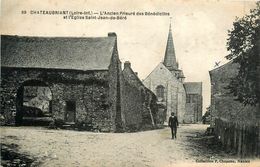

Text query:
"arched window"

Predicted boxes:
[[156, 85, 165, 101]]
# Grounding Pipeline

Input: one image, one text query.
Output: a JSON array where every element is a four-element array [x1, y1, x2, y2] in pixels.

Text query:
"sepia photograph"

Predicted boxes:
[[1, 0, 259, 166]]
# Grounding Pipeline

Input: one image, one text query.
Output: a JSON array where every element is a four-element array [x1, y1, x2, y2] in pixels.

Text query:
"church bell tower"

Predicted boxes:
[[163, 19, 185, 82], [163, 20, 178, 71]]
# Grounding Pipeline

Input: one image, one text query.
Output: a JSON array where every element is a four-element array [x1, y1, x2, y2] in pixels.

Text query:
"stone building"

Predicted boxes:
[[1, 33, 156, 132], [143, 24, 202, 124], [122, 61, 158, 130], [209, 60, 259, 157], [209, 61, 259, 126]]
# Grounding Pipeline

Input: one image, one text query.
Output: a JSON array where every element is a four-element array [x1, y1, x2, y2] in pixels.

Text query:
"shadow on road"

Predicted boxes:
[[1, 141, 39, 167], [186, 131, 237, 159]]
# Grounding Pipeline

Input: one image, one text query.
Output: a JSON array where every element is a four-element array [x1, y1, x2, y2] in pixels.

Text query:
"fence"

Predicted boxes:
[[215, 118, 259, 158]]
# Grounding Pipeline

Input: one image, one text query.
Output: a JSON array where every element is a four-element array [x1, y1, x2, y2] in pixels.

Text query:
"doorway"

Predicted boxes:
[[65, 101, 76, 123], [15, 80, 52, 126]]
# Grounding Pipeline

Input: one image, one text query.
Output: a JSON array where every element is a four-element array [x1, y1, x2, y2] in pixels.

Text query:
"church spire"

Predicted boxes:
[[163, 18, 178, 71]]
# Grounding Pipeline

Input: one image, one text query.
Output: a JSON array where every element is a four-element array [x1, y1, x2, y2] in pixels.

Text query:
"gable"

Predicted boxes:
[[143, 63, 180, 84], [209, 60, 239, 83], [122, 66, 144, 88], [1, 35, 116, 70]]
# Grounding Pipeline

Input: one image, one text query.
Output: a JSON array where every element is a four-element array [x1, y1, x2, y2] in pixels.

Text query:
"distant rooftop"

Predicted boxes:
[[184, 82, 202, 95]]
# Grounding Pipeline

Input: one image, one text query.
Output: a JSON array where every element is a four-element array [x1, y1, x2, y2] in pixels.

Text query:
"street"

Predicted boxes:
[[0, 124, 257, 167]]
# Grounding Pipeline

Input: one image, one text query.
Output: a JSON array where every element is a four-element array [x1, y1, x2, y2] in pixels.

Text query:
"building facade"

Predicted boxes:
[[209, 61, 259, 125], [209, 61, 259, 157], [184, 82, 203, 123], [143, 24, 202, 124], [209, 61, 260, 157], [1, 33, 157, 132], [122, 61, 158, 131]]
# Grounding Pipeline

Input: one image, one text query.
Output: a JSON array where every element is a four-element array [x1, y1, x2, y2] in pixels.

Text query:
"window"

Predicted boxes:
[[156, 85, 165, 101]]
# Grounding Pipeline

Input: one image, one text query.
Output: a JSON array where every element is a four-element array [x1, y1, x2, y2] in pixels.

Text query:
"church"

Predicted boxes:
[[143, 24, 202, 124]]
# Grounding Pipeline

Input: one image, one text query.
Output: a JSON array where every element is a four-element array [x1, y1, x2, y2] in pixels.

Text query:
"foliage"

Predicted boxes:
[[226, 2, 260, 106]]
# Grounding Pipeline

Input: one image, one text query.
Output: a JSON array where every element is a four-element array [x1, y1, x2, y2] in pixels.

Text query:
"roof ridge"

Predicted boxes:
[[210, 60, 235, 72], [1, 34, 113, 40]]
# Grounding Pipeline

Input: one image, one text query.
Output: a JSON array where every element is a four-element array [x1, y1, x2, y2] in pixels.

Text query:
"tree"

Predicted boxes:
[[226, 2, 260, 106]]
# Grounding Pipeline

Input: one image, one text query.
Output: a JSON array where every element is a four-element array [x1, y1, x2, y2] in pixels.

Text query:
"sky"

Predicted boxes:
[[1, 0, 257, 113]]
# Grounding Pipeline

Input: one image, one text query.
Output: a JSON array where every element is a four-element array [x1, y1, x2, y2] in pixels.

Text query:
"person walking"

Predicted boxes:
[[168, 112, 179, 139]]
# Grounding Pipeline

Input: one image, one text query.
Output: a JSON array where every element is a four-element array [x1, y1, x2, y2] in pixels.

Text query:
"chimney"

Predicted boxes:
[[108, 32, 117, 37], [124, 61, 131, 69]]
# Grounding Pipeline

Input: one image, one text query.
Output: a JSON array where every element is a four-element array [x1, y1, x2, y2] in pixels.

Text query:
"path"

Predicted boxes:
[[1, 124, 257, 167]]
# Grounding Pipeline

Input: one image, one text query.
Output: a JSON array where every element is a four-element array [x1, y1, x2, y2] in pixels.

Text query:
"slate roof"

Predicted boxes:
[[163, 24, 178, 71], [1, 35, 116, 70], [184, 82, 202, 95]]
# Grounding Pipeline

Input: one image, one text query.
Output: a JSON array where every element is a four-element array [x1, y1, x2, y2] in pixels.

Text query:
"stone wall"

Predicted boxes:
[[107, 41, 125, 132], [0, 61, 157, 132], [121, 80, 143, 131], [1, 33, 159, 133], [1, 48, 158, 133], [142, 88, 157, 127], [0, 67, 114, 132], [210, 62, 259, 124], [121, 62, 157, 131]]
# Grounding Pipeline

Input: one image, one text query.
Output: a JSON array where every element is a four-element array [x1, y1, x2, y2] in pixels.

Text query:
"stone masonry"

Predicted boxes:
[[1, 33, 158, 132]]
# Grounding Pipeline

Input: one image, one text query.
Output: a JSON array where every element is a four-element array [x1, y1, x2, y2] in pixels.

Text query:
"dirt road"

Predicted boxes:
[[1, 124, 258, 167]]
